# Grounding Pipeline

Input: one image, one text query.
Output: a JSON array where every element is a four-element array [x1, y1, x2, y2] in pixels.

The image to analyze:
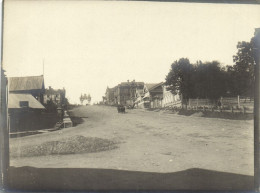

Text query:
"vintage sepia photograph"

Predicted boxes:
[[0, 0, 260, 191]]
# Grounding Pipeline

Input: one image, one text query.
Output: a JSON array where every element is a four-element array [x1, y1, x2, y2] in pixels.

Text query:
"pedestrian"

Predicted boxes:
[[217, 100, 222, 110]]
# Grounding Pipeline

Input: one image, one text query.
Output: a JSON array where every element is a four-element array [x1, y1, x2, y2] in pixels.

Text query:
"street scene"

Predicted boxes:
[[10, 105, 253, 176], [1, 1, 260, 191]]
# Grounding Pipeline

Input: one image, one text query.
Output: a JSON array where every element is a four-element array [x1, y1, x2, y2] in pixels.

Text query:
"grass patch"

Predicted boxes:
[[177, 109, 253, 120]]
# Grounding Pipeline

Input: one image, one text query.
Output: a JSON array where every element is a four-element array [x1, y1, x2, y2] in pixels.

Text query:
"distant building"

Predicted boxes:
[[8, 75, 45, 104], [134, 87, 145, 108], [44, 86, 66, 107], [105, 86, 118, 105], [105, 80, 144, 106], [116, 80, 144, 106]]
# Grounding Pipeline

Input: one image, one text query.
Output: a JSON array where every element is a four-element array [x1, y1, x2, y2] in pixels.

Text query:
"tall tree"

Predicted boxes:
[[231, 39, 255, 97], [193, 61, 228, 100], [87, 94, 91, 103], [165, 58, 195, 105]]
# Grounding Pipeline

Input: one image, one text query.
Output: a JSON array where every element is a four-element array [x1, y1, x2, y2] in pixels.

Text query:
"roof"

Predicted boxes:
[[8, 93, 45, 109], [106, 86, 117, 92], [145, 82, 164, 91], [8, 75, 44, 91], [45, 87, 65, 95], [119, 81, 144, 87]]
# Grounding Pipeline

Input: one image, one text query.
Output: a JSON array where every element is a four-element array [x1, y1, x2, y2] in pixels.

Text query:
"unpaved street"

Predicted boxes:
[[10, 105, 253, 175]]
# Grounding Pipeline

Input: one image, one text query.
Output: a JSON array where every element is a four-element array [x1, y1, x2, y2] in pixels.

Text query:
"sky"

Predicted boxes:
[[2, 1, 260, 104]]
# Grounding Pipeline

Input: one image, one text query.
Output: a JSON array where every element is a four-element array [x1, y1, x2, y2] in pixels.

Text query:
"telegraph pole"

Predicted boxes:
[[43, 58, 45, 77], [253, 28, 260, 191]]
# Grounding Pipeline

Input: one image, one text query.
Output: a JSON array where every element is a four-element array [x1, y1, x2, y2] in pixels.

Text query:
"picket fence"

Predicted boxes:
[[188, 96, 254, 111]]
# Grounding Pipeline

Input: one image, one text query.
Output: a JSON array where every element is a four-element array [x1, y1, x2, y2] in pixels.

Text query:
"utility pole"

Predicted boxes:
[[43, 58, 45, 77], [253, 28, 260, 192]]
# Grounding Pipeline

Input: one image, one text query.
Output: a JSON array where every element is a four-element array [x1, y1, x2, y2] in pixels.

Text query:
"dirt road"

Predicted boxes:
[[10, 105, 253, 175]]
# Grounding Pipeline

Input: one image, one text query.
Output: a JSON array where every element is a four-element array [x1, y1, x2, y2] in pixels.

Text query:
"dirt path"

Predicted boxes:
[[10, 105, 253, 175]]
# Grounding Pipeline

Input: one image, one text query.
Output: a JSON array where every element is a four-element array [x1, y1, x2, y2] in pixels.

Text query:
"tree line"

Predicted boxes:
[[165, 38, 255, 104]]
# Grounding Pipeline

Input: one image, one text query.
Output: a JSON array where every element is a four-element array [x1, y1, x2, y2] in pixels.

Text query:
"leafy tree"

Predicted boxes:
[[193, 61, 228, 100], [87, 94, 91, 103], [165, 58, 195, 105], [166, 58, 230, 104], [231, 39, 255, 97], [44, 100, 58, 113]]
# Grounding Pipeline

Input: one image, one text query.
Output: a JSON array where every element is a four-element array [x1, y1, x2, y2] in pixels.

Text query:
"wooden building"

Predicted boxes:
[[8, 75, 45, 104], [140, 82, 164, 108], [162, 85, 182, 108], [8, 93, 46, 132]]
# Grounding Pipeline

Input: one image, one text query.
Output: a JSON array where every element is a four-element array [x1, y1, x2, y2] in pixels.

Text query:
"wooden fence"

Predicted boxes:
[[187, 96, 254, 113]]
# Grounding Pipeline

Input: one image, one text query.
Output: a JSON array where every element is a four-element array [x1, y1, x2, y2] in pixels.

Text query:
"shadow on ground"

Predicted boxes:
[[7, 167, 253, 191], [69, 116, 84, 126]]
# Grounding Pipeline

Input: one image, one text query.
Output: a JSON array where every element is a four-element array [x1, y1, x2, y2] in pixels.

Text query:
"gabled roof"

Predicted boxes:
[[8, 75, 44, 91], [119, 82, 144, 87], [45, 87, 65, 95], [145, 82, 164, 91], [8, 93, 45, 109], [106, 86, 117, 94]]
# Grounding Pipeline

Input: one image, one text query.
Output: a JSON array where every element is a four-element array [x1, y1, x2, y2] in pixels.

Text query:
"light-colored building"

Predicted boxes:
[[162, 86, 182, 108], [140, 82, 164, 108], [134, 88, 144, 108]]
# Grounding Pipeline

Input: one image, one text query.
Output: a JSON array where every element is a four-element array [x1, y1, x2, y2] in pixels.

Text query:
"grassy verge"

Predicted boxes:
[[177, 109, 253, 120]]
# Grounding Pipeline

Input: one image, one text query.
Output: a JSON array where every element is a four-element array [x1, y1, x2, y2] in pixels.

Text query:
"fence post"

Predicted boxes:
[[243, 106, 246, 114], [238, 95, 240, 109], [231, 106, 233, 113]]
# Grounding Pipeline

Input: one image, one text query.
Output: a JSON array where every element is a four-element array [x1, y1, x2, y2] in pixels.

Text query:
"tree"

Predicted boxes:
[[87, 94, 91, 104], [193, 61, 228, 100], [166, 58, 230, 104], [165, 58, 195, 105], [44, 100, 58, 113], [231, 39, 255, 98]]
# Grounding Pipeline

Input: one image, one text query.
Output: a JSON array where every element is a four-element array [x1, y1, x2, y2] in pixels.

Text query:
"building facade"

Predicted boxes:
[[116, 80, 144, 106], [105, 80, 144, 106], [8, 75, 45, 104], [162, 86, 182, 108], [139, 82, 164, 108]]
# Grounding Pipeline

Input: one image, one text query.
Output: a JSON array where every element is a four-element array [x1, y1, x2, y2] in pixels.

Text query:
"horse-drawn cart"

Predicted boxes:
[[117, 105, 125, 113]]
